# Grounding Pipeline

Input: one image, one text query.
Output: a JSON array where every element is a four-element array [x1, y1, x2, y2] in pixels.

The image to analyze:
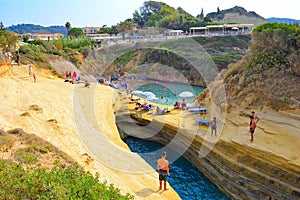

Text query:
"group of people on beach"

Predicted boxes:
[[65, 70, 78, 84], [64, 70, 90, 87], [173, 99, 187, 110], [209, 111, 260, 143]]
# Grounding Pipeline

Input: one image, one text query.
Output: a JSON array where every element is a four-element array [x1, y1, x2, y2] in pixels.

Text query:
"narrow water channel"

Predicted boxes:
[[124, 136, 231, 200]]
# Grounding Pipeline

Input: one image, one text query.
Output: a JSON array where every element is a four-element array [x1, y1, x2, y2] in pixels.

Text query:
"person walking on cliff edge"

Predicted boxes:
[[249, 115, 257, 143], [157, 151, 170, 191]]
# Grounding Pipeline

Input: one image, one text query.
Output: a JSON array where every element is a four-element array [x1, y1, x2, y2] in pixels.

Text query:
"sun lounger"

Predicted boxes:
[[156, 110, 170, 115], [188, 107, 207, 113], [195, 119, 211, 125], [130, 98, 141, 101]]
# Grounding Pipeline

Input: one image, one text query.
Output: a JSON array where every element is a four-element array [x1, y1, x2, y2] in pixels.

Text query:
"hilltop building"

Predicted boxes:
[[190, 24, 254, 36], [81, 27, 101, 35], [29, 32, 64, 41]]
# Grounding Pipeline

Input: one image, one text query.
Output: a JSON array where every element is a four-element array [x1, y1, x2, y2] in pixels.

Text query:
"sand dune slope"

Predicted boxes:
[[0, 65, 180, 200]]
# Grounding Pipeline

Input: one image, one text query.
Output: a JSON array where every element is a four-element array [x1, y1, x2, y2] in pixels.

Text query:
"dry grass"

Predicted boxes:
[[0, 128, 74, 169]]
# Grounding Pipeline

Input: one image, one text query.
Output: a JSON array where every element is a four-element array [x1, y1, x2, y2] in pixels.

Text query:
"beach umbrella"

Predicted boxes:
[[179, 91, 194, 98], [143, 91, 156, 97], [131, 90, 144, 95], [146, 96, 158, 101]]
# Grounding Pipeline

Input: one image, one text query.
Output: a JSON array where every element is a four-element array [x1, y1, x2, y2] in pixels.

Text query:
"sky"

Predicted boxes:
[[0, 0, 299, 27]]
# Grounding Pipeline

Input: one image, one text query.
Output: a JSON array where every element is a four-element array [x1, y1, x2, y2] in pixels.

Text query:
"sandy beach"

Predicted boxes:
[[0, 64, 180, 200]]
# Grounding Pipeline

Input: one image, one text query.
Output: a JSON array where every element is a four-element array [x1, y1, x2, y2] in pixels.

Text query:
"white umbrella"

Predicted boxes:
[[131, 90, 144, 95], [179, 91, 194, 98], [143, 91, 156, 97], [146, 96, 158, 101]]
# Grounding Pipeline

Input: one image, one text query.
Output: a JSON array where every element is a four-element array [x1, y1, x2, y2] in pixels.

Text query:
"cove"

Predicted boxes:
[[134, 81, 204, 105], [124, 136, 231, 200]]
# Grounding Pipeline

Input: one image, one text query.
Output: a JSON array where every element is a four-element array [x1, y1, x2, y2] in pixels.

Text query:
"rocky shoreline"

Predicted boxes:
[[116, 94, 300, 200]]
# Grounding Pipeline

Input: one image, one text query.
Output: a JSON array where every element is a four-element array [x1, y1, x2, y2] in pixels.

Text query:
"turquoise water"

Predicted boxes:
[[124, 137, 231, 200], [134, 81, 203, 106]]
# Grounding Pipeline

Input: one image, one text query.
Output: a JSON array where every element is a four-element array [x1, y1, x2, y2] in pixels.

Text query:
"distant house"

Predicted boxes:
[[11, 32, 21, 37], [81, 27, 101, 35], [30, 32, 64, 41], [167, 30, 184, 36]]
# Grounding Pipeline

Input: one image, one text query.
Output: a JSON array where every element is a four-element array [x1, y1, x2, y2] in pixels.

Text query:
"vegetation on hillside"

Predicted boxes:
[[224, 23, 300, 110], [0, 27, 93, 69], [68, 27, 84, 38], [99, 34, 250, 86], [7, 24, 67, 35], [0, 29, 19, 54], [207, 6, 264, 21], [10, 31, 94, 69], [132, 1, 205, 31], [5, 1, 265, 39], [0, 129, 134, 199], [266, 17, 300, 24]]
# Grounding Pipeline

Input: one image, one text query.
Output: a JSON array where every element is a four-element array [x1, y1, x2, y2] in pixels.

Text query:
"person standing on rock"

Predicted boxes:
[[249, 115, 257, 143], [33, 72, 36, 82], [251, 111, 260, 123], [210, 117, 217, 136], [157, 151, 170, 191]]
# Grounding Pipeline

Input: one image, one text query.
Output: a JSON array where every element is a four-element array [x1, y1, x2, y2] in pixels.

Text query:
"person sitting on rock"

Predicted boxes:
[[174, 101, 182, 109]]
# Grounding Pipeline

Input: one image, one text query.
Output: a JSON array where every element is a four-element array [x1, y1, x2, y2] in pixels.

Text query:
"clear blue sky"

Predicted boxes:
[[1, 0, 299, 27]]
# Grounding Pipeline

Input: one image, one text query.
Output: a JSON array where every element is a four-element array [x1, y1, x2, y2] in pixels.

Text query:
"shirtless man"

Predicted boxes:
[[157, 151, 170, 190], [249, 116, 257, 143], [251, 111, 260, 123], [210, 117, 217, 136]]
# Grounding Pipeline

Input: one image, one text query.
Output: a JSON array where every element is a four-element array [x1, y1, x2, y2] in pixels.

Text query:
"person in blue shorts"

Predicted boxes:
[[210, 117, 217, 136]]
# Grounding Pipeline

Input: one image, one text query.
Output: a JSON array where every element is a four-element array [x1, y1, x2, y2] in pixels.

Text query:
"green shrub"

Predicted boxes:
[[0, 137, 13, 149], [19, 44, 34, 54], [27, 144, 52, 154], [14, 149, 37, 164], [0, 160, 134, 200]]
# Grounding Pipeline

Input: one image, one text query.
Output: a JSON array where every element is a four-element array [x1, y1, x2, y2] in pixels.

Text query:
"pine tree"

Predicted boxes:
[[0, 22, 6, 30], [65, 22, 71, 33], [197, 8, 204, 18]]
